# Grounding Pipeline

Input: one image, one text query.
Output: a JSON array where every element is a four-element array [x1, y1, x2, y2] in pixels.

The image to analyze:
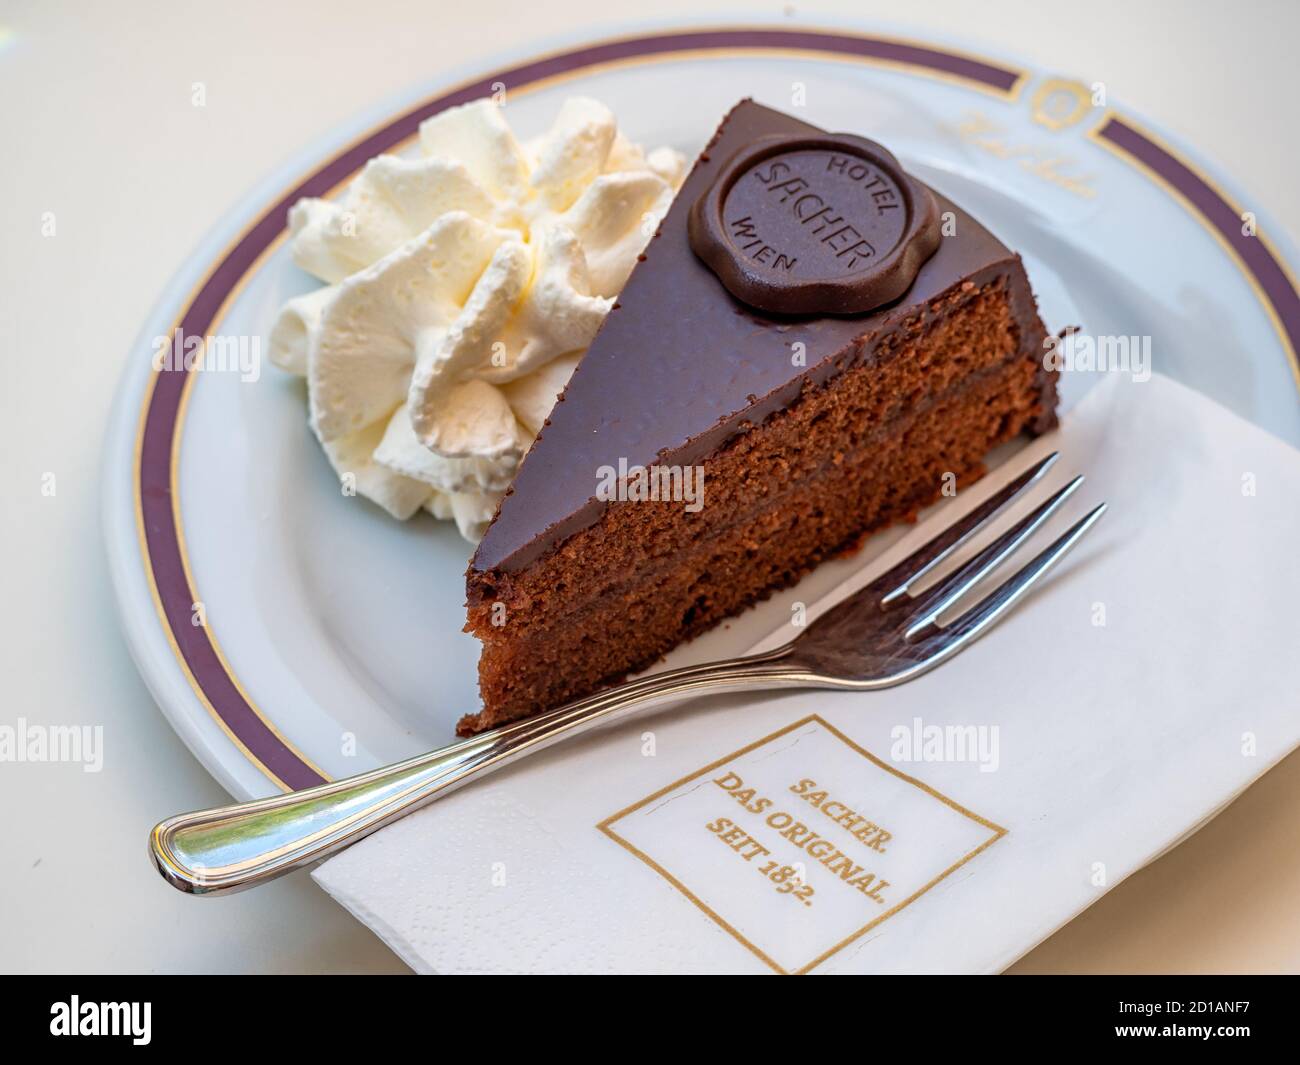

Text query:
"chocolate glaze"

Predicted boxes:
[[471, 100, 1052, 575]]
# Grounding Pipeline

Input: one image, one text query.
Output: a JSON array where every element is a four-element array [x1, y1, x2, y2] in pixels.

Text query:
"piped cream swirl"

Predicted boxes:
[[269, 97, 685, 539]]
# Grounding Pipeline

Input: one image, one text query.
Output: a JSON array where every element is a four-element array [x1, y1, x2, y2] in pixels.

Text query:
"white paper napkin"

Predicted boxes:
[[315, 373, 1300, 974]]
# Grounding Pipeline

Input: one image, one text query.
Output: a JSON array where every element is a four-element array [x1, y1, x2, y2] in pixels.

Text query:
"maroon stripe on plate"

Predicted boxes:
[[1097, 115, 1300, 366]]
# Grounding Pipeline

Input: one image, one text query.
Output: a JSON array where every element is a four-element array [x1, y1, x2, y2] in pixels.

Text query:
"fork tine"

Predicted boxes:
[[875, 451, 1060, 606], [915, 503, 1107, 658], [902, 474, 1085, 640]]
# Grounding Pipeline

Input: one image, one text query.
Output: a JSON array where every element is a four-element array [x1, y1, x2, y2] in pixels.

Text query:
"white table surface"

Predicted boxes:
[[3, 0, 1298, 974]]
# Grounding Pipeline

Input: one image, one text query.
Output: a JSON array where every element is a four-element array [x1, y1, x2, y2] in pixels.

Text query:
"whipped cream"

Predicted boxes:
[[269, 97, 686, 540]]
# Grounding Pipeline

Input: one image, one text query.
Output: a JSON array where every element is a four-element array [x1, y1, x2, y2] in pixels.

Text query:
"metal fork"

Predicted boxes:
[[150, 451, 1105, 895]]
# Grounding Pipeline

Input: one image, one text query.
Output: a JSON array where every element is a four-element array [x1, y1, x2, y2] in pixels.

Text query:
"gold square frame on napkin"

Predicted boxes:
[[598, 714, 1006, 974]]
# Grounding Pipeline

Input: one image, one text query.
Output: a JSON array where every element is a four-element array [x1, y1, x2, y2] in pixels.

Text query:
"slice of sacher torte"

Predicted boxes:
[[460, 99, 1057, 734]]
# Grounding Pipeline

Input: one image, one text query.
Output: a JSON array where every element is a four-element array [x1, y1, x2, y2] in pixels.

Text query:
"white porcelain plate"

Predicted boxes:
[[103, 25, 1300, 801]]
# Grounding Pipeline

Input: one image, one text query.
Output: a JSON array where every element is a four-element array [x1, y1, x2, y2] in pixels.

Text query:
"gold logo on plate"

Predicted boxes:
[[1031, 78, 1095, 131]]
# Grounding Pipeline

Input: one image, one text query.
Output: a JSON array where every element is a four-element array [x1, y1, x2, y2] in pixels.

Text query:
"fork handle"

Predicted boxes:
[[150, 648, 805, 895]]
